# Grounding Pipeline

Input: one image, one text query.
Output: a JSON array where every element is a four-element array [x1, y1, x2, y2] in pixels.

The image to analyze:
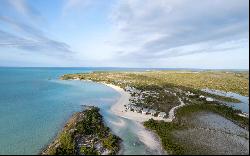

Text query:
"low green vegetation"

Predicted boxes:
[[144, 102, 249, 154], [129, 84, 180, 113], [42, 107, 121, 155], [138, 71, 249, 96], [61, 70, 249, 155], [80, 146, 99, 155], [61, 70, 249, 96], [61, 71, 248, 125], [56, 132, 75, 155], [175, 102, 249, 128], [144, 119, 186, 155], [61, 70, 248, 101], [61, 71, 246, 116], [75, 107, 121, 155]]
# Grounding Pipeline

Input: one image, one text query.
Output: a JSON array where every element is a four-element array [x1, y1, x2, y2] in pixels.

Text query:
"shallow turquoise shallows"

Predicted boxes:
[[0, 67, 248, 155], [0, 67, 166, 155], [0, 67, 121, 154]]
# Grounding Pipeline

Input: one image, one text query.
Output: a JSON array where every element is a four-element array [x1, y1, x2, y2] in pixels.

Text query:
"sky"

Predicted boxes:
[[0, 0, 249, 69]]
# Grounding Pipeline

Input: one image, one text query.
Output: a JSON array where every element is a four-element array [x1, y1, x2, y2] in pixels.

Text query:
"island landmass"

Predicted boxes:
[[61, 70, 249, 155]]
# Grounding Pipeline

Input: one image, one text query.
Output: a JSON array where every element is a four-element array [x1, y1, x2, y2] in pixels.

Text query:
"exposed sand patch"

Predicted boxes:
[[134, 122, 165, 153], [109, 118, 127, 128], [78, 80, 183, 154], [172, 112, 249, 154], [102, 83, 166, 154]]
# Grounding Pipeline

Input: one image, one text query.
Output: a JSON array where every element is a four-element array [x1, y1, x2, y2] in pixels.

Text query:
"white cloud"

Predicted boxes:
[[0, 0, 248, 68], [0, 1, 73, 55], [109, 0, 249, 63]]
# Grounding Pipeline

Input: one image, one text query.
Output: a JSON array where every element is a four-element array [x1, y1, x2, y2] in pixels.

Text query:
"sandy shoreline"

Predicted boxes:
[[103, 83, 185, 123], [79, 80, 185, 154], [69, 79, 187, 154], [100, 82, 249, 155], [102, 83, 166, 154], [102, 82, 187, 155]]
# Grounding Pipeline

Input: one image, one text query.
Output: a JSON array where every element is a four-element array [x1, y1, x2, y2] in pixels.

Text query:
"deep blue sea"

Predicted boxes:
[[0, 67, 165, 155]]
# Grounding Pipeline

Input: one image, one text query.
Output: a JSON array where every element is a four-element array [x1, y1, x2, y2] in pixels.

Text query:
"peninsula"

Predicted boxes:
[[61, 70, 249, 155], [41, 106, 121, 155]]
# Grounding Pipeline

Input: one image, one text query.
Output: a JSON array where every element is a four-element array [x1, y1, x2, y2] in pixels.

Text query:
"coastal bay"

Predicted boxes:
[[0, 68, 248, 155], [0, 67, 165, 155], [62, 70, 249, 154], [1, 0, 248, 155]]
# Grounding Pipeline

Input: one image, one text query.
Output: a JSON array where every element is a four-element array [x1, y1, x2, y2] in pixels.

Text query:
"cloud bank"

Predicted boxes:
[[0, 0, 72, 55], [110, 0, 249, 61], [0, 0, 248, 68]]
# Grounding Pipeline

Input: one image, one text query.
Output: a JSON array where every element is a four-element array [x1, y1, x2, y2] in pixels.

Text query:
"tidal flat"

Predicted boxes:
[[172, 112, 249, 155]]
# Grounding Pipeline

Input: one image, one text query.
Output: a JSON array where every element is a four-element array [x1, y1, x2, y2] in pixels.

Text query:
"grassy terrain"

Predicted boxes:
[[138, 71, 249, 96], [42, 107, 121, 155], [61, 70, 248, 101], [129, 84, 180, 113], [144, 119, 186, 155], [61, 70, 249, 155], [175, 102, 249, 128]]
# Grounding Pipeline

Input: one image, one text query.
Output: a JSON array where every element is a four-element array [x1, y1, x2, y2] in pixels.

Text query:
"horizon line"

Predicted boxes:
[[0, 66, 249, 71]]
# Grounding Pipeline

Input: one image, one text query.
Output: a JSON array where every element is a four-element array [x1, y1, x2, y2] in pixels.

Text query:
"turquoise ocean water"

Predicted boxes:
[[0, 67, 164, 155], [2, 67, 247, 155]]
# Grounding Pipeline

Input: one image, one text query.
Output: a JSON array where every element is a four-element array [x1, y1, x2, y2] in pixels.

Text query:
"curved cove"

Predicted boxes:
[[0, 68, 164, 155]]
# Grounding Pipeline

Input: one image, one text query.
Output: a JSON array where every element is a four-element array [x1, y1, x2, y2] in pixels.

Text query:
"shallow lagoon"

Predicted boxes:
[[173, 112, 249, 154], [202, 88, 249, 114], [0, 67, 247, 155], [0, 67, 164, 155]]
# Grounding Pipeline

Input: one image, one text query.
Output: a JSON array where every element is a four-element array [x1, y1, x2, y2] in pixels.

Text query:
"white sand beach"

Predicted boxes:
[[65, 80, 186, 154], [82, 81, 184, 154], [103, 83, 185, 123], [103, 83, 166, 154]]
